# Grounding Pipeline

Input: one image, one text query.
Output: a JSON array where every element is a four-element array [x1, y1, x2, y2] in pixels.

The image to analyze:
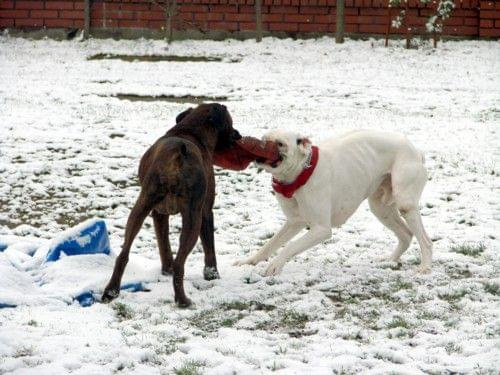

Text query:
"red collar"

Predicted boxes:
[[272, 146, 319, 199]]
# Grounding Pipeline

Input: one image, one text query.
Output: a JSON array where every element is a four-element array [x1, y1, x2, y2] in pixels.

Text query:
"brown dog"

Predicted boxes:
[[102, 103, 241, 307]]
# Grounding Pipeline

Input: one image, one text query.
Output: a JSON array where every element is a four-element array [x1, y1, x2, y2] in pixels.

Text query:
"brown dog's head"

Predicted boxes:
[[175, 103, 241, 152]]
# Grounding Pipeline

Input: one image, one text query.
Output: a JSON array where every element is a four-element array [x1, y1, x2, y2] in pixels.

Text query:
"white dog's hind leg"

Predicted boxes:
[[233, 221, 305, 266], [392, 160, 432, 273], [368, 195, 413, 263], [401, 209, 433, 273], [265, 225, 331, 276]]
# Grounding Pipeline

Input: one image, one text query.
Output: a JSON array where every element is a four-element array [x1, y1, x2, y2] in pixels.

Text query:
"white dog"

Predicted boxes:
[[234, 129, 432, 276]]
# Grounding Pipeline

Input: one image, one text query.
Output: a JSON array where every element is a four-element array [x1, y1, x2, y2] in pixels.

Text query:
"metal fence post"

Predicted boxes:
[[255, 0, 263, 42], [84, 0, 90, 39], [336, 0, 345, 43]]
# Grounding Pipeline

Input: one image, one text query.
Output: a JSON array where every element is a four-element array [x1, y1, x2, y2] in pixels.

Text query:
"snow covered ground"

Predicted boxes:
[[0, 34, 499, 374]]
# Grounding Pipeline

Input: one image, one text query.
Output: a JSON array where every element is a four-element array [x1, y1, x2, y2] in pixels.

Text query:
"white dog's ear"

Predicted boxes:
[[296, 137, 311, 155]]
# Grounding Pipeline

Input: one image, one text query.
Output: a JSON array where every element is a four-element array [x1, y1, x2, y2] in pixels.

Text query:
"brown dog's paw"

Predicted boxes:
[[203, 266, 220, 281], [176, 297, 193, 308], [101, 289, 119, 303]]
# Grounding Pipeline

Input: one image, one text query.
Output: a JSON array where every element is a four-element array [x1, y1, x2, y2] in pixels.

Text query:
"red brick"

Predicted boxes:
[[444, 17, 464, 26], [239, 21, 257, 30], [480, 27, 500, 37], [239, 5, 255, 12], [442, 25, 478, 35], [208, 21, 238, 30], [480, 19, 493, 27], [360, 8, 387, 16], [284, 14, 311, 22], [300, 6, 328, 14], [210, 5, 239, 12], [179, 5, 208, 12], [74, 19, 83, 27], [344, 23, 358, 32], [345, 8, 358, 15], [299, 22, 328, 32], [464, 17, 478, 26], [451, 10, 477, 17], [225, 13, 255, 22], [16, 1, 44, 10], [0, 1, 14, 9], [108, 11, 135, 20], [481, 10, 500, 18], [120, 19, 150, 28], [121, 4, 151, 11], [263, 13, 284, 22], [268, 21, 297, 31], [479, 1, 495, 9], [1, 10, 29, 18], [44, 18, 74, 27], [359, 24, 386, 33], [137, 11, 165, 20], [31, 10, 58, 18], [15, 18, 43, 26], [194, 12, 224, 21], [59, 10, 83, 19], [314, 14, 334, 23], [270, 6, 299, 13], [148, 20, 166, 29], [0, 18, 14, 27], [74, 3, 84, 10], [45, 1, 74, 10], [356, 15, 373, 24]]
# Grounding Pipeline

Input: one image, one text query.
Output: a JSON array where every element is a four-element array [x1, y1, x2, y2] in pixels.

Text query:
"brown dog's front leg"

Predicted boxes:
[[152, 211, 174, 275], [200, 210, 219, 281], [102, 193, 154, 303], [173, 208, 202, 308]]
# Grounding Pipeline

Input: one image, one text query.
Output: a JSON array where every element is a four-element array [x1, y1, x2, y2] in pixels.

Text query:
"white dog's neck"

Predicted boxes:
[[272, 147, 312, 184]]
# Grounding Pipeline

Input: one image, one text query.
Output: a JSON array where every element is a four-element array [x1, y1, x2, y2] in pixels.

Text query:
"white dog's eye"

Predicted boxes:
[[277, 142, 283, 147]]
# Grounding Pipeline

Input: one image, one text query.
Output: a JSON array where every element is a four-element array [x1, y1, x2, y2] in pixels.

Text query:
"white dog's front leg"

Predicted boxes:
[[233, 221, 305, 266], [265, 225, 331, 276]]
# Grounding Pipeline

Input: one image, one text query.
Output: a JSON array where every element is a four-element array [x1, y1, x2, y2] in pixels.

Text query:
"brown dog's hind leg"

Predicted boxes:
[[173, 207, 203, 308], [102, 192, 157, 303], [152, 211, 174, 275], [200, 211, 220, 281]]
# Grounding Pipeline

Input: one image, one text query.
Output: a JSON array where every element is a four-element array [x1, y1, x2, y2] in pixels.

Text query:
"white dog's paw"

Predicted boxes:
[[264, 259, 285, 277], [415, 265, 431, 274], [378, 255, 400, 263], [233, 257, 260, 267]]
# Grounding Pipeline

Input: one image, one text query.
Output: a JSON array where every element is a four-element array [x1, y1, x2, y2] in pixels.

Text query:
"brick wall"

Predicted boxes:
[[1, 0, 499, 38]]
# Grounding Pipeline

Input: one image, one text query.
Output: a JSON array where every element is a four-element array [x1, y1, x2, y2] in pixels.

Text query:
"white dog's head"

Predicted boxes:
[[256, 130, 312, 179]]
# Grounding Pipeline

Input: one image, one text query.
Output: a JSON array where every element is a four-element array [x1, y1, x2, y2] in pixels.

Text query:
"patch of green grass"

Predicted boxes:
[[189, 308, 243, 332], [392, 278, 413, 290], [219, 300, 275, 312], [174, 360, 204, 375], [155, 337, 187, 356], [445, 342, 462, 354], [280, 309, 309, 330], [386, 316, 411, 329], [450, 243, 485, 257], [27, 319, 38, 327], [438, 289, 468, 302], [112, 302, 134, 321], [483, 282, 500, 296]]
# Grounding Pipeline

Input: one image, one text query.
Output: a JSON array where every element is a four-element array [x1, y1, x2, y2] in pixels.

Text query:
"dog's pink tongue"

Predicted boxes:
[[213, 137, 279, 171]]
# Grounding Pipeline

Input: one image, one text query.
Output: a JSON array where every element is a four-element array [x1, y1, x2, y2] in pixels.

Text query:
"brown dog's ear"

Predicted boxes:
[[176, 107, 193, 124], [209, 104, 228, 130]]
